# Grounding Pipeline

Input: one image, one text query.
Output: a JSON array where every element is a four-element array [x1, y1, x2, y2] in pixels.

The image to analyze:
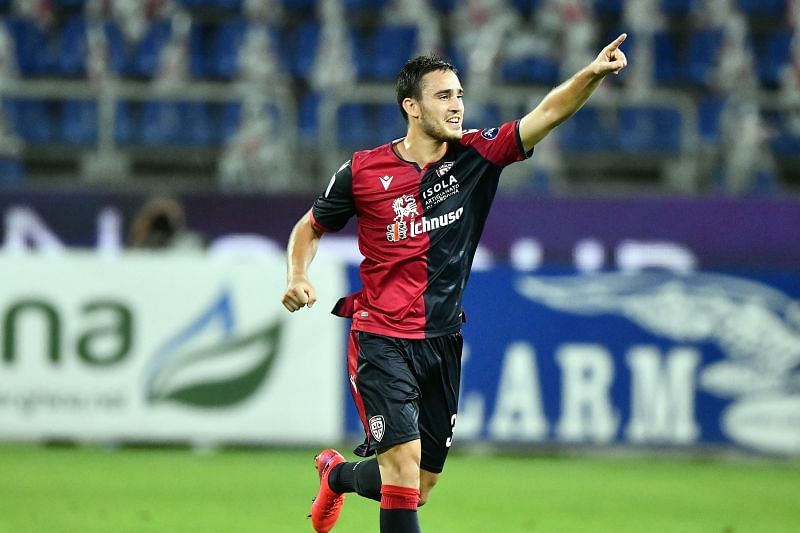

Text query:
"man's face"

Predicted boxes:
[[414, 70, 464, 142]]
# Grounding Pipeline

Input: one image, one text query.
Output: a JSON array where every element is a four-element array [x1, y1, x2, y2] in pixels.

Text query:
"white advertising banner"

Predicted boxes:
[[0, 252, 347, 445]]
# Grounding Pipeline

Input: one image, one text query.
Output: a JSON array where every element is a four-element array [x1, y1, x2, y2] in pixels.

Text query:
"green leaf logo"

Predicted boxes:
[[145, 290, 282, 408]]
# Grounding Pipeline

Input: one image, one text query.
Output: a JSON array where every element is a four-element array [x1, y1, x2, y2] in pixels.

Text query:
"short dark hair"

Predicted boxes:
[[396, 55, 458, 122]]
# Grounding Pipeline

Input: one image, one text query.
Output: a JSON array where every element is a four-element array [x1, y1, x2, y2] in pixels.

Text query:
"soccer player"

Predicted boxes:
[[282, 34, 628, 533]]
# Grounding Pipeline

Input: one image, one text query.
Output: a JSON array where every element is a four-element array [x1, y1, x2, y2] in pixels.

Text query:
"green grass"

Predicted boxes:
[[1, 444, 798, 533]]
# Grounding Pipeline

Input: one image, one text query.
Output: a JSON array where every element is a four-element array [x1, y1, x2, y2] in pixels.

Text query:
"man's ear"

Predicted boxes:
[[402, 98, 419, 120]]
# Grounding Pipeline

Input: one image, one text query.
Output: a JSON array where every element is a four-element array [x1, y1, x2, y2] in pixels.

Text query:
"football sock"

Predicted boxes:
[[328, 458, 382, 501], [380, 484, 421, 533]]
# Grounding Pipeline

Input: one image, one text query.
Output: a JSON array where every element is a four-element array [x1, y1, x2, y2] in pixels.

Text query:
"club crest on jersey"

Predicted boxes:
[[436, 161, 454, 177], [481, 127, 499, 140], [387, 194, 418, 242], [369, 415, 385, 442]]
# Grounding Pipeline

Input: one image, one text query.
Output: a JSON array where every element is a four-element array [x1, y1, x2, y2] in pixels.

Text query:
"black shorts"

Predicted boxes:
[[347, 329, 462, 474]]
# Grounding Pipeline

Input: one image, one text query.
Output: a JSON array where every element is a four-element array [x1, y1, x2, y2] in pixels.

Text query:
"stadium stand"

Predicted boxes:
[[0, 0, 795, 194]]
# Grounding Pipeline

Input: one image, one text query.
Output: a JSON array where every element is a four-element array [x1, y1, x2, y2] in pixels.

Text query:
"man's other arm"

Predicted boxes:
[[282, 209, 323, 312]]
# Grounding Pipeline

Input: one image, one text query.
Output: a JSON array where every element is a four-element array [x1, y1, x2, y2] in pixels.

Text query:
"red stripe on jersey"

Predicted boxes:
[[347, 329, 370, 443]]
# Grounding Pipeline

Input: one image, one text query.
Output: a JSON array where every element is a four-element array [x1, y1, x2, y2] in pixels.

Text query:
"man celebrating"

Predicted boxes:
[[282, 34, 628, 533]]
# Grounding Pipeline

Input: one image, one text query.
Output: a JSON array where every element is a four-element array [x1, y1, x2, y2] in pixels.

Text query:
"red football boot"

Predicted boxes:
[[309, 449, 346, 533]]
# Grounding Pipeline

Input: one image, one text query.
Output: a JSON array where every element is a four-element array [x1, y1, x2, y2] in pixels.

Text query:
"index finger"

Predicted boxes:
[[606, 33, 627, 50]]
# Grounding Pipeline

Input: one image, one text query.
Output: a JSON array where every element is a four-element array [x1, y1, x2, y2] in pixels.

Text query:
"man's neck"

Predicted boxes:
[[396, 131, 448, 168]]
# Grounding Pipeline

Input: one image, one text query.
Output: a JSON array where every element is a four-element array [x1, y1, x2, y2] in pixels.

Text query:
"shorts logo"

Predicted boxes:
[[369, 415, 385, 442], [481, 127, 499, 140]]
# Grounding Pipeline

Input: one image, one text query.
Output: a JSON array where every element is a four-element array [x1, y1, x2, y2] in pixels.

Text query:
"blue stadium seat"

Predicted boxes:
[[140, 101, 182, 144], [697, 96, 726, 144], [687, 29, 723, 86], [757, 29, 792, 88], [189, 23, 212, 78], [556, 107, 614, 152], [0, 158, 24, 185], [219, 102, 242, 141], [765, 110, 800, 155], [5, 18, 52, 76], [738, 0, 786, 14], [140, 101, 214, 145], [375, 103, 406, 143], [372, 25, 418, 81], [661, 0, 693, 15], [180, 102, 214, 145], [115, 102, 135, 146], [56, 17, 130, 77], [130, 20, 172, 78], [289, 22, 320, 80], [297, 92, 319, 144], [2, 99, 53, 144], [509, 0, 540, 14], [52, 0, 85, 7], [653, 32, 681, 84], [593, 0, 624, 15], [281, 0, 315, 10], [337, 104, 371, 149], [61, 100, 97, 145], [210, 18, 247, 78], [345, 0, 391, 10], [429, 0, 457, 11], [618, 107, 681, 154], [501, 55, 560, 85]]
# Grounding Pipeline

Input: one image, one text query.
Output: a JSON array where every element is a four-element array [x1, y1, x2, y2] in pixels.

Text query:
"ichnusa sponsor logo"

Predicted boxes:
[[387, 207, 464, 241]]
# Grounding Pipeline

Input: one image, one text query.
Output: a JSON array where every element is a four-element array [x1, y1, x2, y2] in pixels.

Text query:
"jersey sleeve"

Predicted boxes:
[[459, 120, 533, 167], [311, 160, 356, 233]]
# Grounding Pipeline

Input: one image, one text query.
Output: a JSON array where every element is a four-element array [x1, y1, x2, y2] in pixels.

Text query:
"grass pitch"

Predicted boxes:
[[1, 443, 798, 533]]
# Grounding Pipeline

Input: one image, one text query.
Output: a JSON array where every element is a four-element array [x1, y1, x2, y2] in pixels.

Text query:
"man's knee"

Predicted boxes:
[[377, 440, 421, 487]]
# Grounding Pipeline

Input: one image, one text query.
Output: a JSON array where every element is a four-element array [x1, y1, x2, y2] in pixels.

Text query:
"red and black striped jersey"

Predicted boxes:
[[311, 120, 532, 339]]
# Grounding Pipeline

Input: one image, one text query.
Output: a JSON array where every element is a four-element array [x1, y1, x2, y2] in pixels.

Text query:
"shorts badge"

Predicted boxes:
[[369, 415, 385, 442]]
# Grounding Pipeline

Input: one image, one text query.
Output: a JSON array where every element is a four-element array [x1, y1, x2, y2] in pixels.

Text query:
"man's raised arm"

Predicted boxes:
[[519, 33, 628, 152]]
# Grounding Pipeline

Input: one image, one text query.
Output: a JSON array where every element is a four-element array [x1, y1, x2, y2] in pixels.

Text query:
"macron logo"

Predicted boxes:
[[379, 175, 394, 190]]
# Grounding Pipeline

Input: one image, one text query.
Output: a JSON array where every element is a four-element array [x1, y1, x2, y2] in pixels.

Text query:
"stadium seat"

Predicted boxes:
[[697, 96, 726, 144], [337, 104, 371, 149], [344, 0, 391, 11], [686, 29, 723, 86], [56, 17, 130, 77], [130, 20, 172, 78], [375, 103, 406, 143], [371, 25, 418, 81], [2, 99, 53, 144], [660, 0, 693, 15], [297, 92, 320, 144], [115, 102, 135, 146], [281, 0, 315, 11], [738, 0, 786, 15], [509, 0, 540, 15], [653, 32, 681, 84], [0, 158, 24, 185], [593, 0, 624, 16], [180, 102, 214, 145], [618, 107, 681, 154], [189, 23, 213, 78], [61, 100, 97, 145], [756, 29, 792, 88], [140, 101, 182, 144], [429, 0, 457, 12], [5, 18, 52, 76], [556, 107, 614, 152], [219, 101, 242, 142], [501, 55, 560, 85], [210, 18, 247, 78], [289, 21, 320, 80]]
